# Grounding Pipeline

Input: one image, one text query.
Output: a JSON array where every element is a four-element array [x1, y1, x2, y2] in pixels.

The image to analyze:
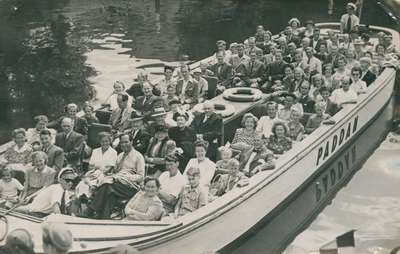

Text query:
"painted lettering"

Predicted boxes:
[[338, 161, 343, 180], [316, 147, 323, 166], [331, 135, 338, 153], [323, 141, 330, 160], [316, 184, 321, 203], [322, 175, 328, 193], [346, 122, 351, 140], [330, 168, 336, 186], [353, 116, 358, 133], [339, 129, 345, 146], [351, 146, 356, 164]]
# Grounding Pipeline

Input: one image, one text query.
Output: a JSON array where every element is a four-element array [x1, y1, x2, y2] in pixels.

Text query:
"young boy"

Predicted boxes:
[[199, 62, 214, 77], [104, 81, 133, 110], [162, 85, 179, 112], [305, 102, 332, 134], [319, 86, 338, 116], [215, 147, 232, 175], [174, 167, 207, 219]]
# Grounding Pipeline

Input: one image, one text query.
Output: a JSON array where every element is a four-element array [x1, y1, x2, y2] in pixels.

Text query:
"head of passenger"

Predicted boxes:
[[137, 72, 148, 85], [117, 92, 129, 109], [194, 141, 208, 162], [165, 155, 179, 175], [1, 167, 13, 183], [319, 86, 331, 101], [364, 51, 373, 59], [203, 101, 215, 117], [294, 51, 303, 64], [290, 107, 302, 122], [305, 47, 313, 59], [312, 74, 324, 88], [314, 102, 325, 117], [216, 40, 226, 52], [227, 158, 240, 177], [272, 121, 289, 139], [351, 67, 362, 82], [287, 43, 296, 54], [317, 43, 327, 54], [322, 64, 334, 76], [129, 114, 143, 131], [384, 35, 392, 47], [253, 132, 264, 150], [269, 43, 277, 54], [285, 26, 293, 36], [199, 61, 208, 72], [143, 177, 160, 198], [186, 167, 201, 188], [98, 132, 112, 151], [241, 113, 258, 131], [42, 222, 73, 254], [193, 70, 202, 81], [229, 42, 238, 55], [250, 52, 257, 63], [346, 49, 356, 60], [113, 81, 125, 93], [175, 114, 188, 129], [331, 46, 339, 56], [237, 44, 244, 57], [278, 37, 287, 49], [181, 64, 191, 79], [5, 228, 34, 254], [294, 67, 304, 81], [65, 103, 78, 119], [248, 37, 256, 49], [301, 38, 310, 49], [58, 168, 76, 191], [32, 151, 48, 172], [337, 57, 347, 69], [263, 31, 272, 42], [60, 118, 73, 134], [119, 133, 133, 153], [313, 28, 320, 40], [284, 65, 294, 78], [376, 44, 386, 55], [219, 147, 232, 163], [300, 82, 311, 96], [170, 101, 181, 115], [164, 66, 174, 80], [341, 77, 352, 92], [359, 57, 372, 71], [266, 102, 278, 119], [275, 50, 283, 63], [284, 93, 296, 108], [40, 129, 53, 149], [33, 115, 49, 132], [154, 125, 169, 142], [256, 25, 264, 35], [83, 104, 94, 118], [141, 82, 153, 97]]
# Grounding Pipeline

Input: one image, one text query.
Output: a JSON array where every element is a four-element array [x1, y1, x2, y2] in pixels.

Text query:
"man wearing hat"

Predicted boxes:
[[16, 167, 76, 215], [359, 57, 377, 87], [340, 2, 359, 34], [147, 108, 172, 137], [42, 222, 73, 254], [278, 93, 303, 121], [145, 125, 176, 177], [122, 111, 150, 155], [134, 82, 164, 120], [211, 40, 231, 64], [234, 51, 265, 88]]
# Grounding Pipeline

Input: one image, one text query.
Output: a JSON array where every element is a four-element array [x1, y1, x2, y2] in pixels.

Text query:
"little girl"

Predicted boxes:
[[0, 167, 24, 209], [309, 74, 325, 102], [104, 81, 133, 110], [215, 147, 232, 175], [286, 107, 305, 142]]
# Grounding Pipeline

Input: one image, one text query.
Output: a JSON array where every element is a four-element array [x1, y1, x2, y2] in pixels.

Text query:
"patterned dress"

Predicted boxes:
[[4, 143, 33, 165], [267, 135, 292, 154], [231, 128, 261, 146]]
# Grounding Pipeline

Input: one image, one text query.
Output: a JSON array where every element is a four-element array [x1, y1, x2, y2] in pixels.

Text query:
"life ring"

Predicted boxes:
[[193, 103, 235, 118], [223, 88, 263, 102]]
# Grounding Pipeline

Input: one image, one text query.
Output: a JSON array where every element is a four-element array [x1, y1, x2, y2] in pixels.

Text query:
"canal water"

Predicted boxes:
[[0, 0, 399, 252]]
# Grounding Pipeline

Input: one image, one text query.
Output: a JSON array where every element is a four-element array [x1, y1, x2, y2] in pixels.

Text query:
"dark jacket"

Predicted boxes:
[[131, 129, 151, 155], [236, 60, 266, 85], [298, 94, 316, 114], [362, 70, 377, 87], [55, 131, 84, 174], [207, 62, 234, 87], [41, 144, 64, 173]]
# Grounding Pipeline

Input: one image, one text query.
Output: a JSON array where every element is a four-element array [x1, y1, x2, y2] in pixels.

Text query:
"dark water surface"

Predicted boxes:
[[0, 0, 399, 252]]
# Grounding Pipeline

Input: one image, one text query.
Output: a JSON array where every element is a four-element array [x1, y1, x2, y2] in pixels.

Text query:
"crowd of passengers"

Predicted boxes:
[[1, 3, 399, 222]]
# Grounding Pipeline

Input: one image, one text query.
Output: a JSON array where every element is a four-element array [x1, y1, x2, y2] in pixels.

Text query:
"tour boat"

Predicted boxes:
[[0, 23, 398, 253]]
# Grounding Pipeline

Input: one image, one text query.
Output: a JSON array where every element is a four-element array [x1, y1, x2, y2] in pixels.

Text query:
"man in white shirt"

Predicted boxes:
[[257, 101, 281, 138], [340, 2, 359, 34], [330, 76, 358, 108], [305, 47, 322, 74], [158, 155, 186, 215]]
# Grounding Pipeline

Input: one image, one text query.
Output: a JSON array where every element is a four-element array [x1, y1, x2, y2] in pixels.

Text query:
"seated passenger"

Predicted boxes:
[[209, 158, 249, 201], [0, 167, 24, 209], [333, 56, 351, 82], [237, 133, 276, 177], [359, 57, 377, 87], [322, 63, 336, 91], [257, 102, 281, 138], [124, 177, 163, 221], [314, 42, 328, 63], [276, 64, 295, 93], [1, 128, 33, 170], [192, 70, 208, 103], [319, 86, 339, 117], [228, 42, 238, 55], [234, 51, 265, 88], [175, 65, 199, 110], [173, 167, 207, 219], [257, 31, 274, 55], [75, 132, 117, 203], [373, 44, 387, 64], [164, 100, 181, 127], [77, 133, 144, 219], [183, 141, 215, 191], [286, 107, 305, 142], [266, 121, 292, 155], [82, 104, 99, 127], [261, 42, 277, 65], [229, 43, 250, 71], [21, 151, 56, 203], [156, 66, 178, 96], [147, 108, 171, 137], [330, 76, 358, 108], [162, 85, 180, 112], [231, 113, 261, 148], [16, 168, 76, 215], [339, 34, 354, 51], [244, 37, 263, 59], [134, 82, 164, 119], [108, 92, 136, 138], [383, 34, 399, 54], [302, 20, 315, 38], [278, 93, 302, 121], [126, 72, 161, 100], [345, 49, 360, 71], [208, 51, 234, 93], [288, 18, 301, 38], [48, 103, 88, 139], [261, 50, 288, 93], [128, 112, 151, 155], [55, 118, 85, 176], [324, 46, 344, 68], [277, 36, 290, 56], [305, 47, 322, 75], [103, 81, 134, 111], [26, 115, 56, 146], [37, 130, 64, 173], [305, 102, 332, 134], [145, 125, 176, 177], [211, 40, 231, 64], [158, 155, 186, 215], [298, 82, 316, 114], [215, 147, 232, 175], [254, 25, 265, 44], [199, 61, 214, 76], [311, 28, 326, 52], [350, 67, 367, 94], [284, 42, 298, 64], [309, 74, 325, 101]]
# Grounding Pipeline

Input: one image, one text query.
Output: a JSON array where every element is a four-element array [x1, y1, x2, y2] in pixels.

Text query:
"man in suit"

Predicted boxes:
[[324, 46, 344, 68], [175, 65, 199, 110], [244, 37, 263, 60], [134, 83, 163, 119], [305, 47, 322, 74], [39, 129, 64, 173], [284, 26, 301, 48], [190, 101, 223, 162], [208, 51, 234, 94], [310, 28, 325, 52], [261, 50, 288, 93], [229, 43, 249, 71], [109, 92, 135, 138], [55, 118, 84, 176], [298, 82, 316, 114], [237, 133, 276, 177], [234, 51, 265, 88], [210, 40, 231, 64], [359, 57, 377, 87]]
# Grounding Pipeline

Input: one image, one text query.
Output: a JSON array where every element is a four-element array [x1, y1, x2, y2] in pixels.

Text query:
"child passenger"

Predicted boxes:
[[305, 102, 332, 134], [0, 167, 24, 209], [103, 81, 133, 111], [215, 147, 232, 175], [286, 107, 304, 142], [174, 167, 207, 219]]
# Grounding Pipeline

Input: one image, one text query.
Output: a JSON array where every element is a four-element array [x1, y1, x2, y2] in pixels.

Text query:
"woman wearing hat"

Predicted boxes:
[[145, 125, 176, 177], [168, 113, 197, 172], [147, 108, 172, 137], [301, 20, 315, 39], [288, 18, 301, 37]]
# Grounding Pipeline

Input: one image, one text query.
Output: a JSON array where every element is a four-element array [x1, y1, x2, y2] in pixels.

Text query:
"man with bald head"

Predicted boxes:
[[190, 101, 223, 161], [55, 118, 85, 175]]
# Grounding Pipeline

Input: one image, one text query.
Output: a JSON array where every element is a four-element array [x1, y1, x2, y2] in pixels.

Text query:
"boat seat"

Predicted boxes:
[[250, 104, 268, 120], [14, 169, 25, 185], [204, 76, 218, 100], [87, 123, 113, 149], [95, 110, 112, 125]]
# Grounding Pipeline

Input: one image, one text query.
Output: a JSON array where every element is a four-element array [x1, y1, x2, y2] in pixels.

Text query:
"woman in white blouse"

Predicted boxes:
[[183, 141, 216, 191]]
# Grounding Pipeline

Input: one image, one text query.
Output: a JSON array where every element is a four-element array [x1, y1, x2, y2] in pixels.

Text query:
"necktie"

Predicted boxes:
[[114, 109, 124, 129], [116, 152, 129, 172], [347, 15, 351, 32], [60, 191, 66, 214], [307, 57, 311, 64], [217, 64, 222, 75], [250, 62, 254, 72], [203, 116, 208, 123]]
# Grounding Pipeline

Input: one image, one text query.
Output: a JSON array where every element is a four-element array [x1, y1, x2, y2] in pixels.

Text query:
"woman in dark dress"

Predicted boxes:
[[168, 113, 196, 172]]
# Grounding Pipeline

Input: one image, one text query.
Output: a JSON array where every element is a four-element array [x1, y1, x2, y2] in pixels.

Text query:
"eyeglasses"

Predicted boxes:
[[62, 178, 74, 183]]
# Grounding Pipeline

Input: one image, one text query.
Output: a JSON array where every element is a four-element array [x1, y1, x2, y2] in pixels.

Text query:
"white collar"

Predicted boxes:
[[13, 143, 29, 152]]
